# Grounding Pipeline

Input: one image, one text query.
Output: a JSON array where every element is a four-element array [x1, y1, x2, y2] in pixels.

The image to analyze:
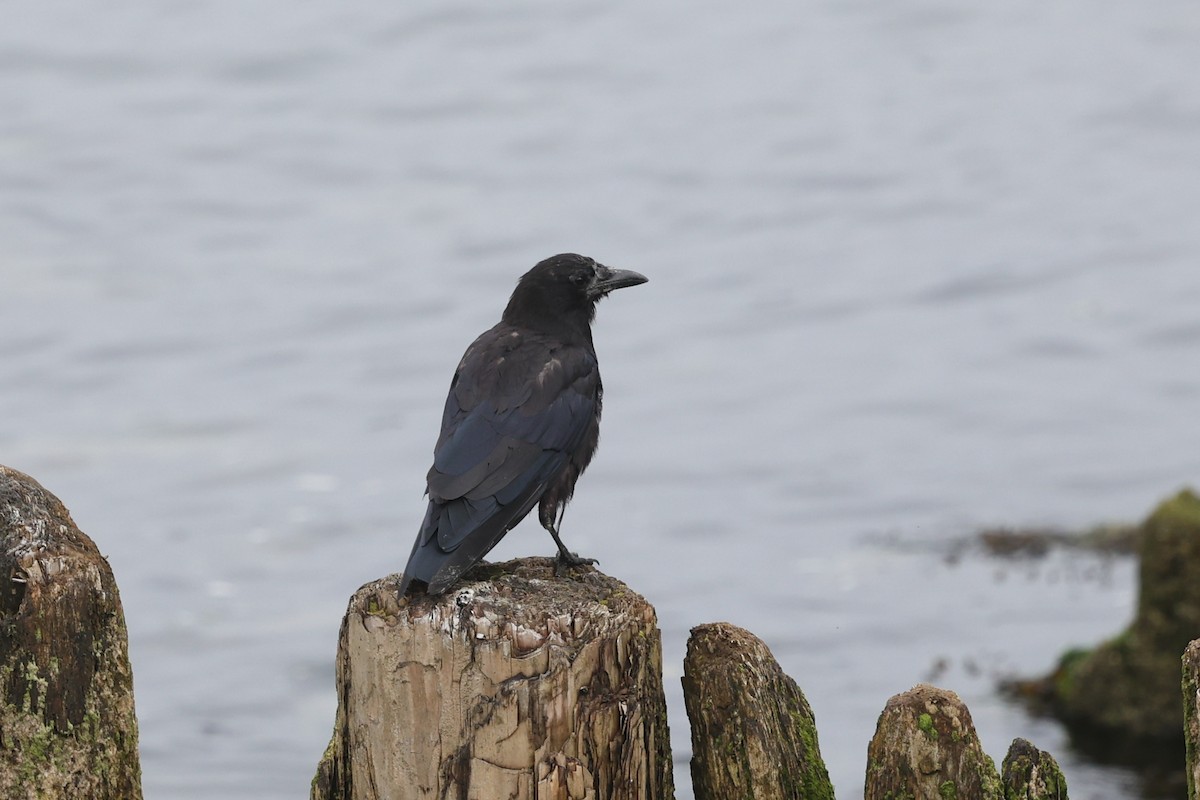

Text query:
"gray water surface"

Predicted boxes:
[[3, 3, 1199, 798]]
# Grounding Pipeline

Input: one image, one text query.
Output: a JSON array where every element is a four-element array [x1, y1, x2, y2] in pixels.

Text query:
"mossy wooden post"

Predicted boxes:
[[311, 558, 673, 800], [1049, 489, 1200, 742], [0, 465, 142, 800], [1183, 638, 1200, 800], [680, 622, 833, 800], [1001, 738, 1068, 800], [864, 684, 1001, 800]]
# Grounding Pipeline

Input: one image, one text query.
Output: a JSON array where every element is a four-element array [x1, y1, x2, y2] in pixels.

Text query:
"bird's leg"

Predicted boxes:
[[542, 505, 598, 575]]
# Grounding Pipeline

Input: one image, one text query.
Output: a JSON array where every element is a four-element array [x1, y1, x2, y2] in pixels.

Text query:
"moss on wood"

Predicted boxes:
[[1001, 738, 1067, 800], [1048, 490, 1200, 746], [681, 622, 834, 800]]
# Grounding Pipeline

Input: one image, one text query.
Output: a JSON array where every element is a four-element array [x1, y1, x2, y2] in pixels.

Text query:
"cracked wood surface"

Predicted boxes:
[[312, 558, 673, 800]]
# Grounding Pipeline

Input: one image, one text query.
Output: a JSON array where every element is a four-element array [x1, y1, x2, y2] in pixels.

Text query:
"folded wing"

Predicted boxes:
[[399, 326, 598, 594]]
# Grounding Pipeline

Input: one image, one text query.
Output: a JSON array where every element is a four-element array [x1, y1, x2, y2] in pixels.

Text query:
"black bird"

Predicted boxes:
[[398, 253, 648, 595]]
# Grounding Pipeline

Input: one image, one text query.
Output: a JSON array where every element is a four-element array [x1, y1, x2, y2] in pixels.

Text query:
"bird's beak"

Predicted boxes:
[[589, 265, 648, 299]]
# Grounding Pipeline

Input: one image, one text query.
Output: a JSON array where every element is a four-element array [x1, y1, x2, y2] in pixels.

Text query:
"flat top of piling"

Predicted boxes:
[[346, 557, 657, 656]]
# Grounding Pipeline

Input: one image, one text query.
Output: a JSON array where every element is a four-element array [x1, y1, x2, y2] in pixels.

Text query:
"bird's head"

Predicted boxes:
[[504, 254, 647, 333]]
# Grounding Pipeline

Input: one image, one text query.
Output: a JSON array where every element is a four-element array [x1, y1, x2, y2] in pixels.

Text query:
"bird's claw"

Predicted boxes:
[[555, 551, 598, 576]]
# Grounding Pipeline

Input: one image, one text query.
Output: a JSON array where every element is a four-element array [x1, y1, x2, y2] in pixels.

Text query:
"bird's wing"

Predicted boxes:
[[400, 327, 598, 592]]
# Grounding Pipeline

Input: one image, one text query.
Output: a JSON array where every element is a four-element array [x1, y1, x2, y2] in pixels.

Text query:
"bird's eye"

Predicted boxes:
[[571, 272, 590, 285]]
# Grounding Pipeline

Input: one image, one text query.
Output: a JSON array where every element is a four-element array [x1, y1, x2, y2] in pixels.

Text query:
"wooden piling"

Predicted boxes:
[[1050, 490, 1200, 743], [1001, 738, 1068, 800], [311, 558, 673, 800], [0, 465, 142, 800], [864, 684, 1001, 800], [1184, 638, 1200, 800], [680, 622, 833, 800]]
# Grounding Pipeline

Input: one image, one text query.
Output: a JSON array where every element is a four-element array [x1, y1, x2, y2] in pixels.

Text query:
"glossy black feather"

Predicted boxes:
[[398, 254, 646, 595]]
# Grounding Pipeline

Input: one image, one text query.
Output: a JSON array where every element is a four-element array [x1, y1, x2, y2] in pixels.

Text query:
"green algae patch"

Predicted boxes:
[[918, 712, 939, 741]]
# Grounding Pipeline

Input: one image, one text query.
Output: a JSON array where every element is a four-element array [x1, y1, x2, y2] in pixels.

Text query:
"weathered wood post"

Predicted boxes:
[[864, 684, 1001, 800], [0, 465, 142, 800], [1001, 738, 1068, 800], [312, 558, 673, 800], [1183, 638, 1200, 800], [680, 622, 833, 800]]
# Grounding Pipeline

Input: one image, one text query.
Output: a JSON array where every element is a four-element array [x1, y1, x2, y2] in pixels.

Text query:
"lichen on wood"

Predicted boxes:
[[0, 464, 142, 800], [864, 684, 1001, 800], [680, 621, 833, 800], [311, 557, 673, 800]]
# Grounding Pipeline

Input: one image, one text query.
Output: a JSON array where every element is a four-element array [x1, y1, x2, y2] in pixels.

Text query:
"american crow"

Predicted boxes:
[[398, 253, 648, 595]]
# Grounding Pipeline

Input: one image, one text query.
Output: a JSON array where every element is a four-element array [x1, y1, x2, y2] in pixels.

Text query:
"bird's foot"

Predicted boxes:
[[554, 550, 598, 577]]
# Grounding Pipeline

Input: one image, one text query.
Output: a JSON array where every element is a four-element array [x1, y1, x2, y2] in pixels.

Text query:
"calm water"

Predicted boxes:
[[3, 3, 1199, 798]]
